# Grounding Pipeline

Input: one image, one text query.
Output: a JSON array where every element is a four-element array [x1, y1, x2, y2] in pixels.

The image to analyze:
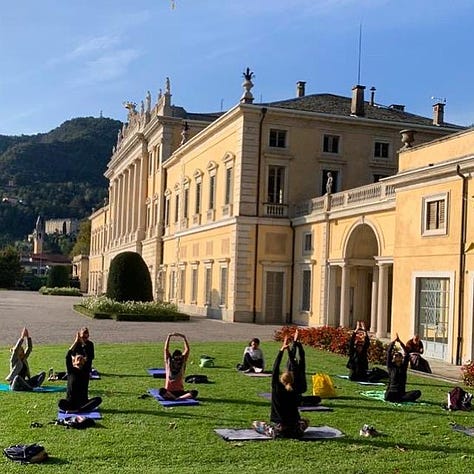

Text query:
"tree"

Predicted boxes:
[[0, 246, 22, 288], [106, 252, 153, 302], [47, 265, 71, 288], [71, 219, 91, 256]]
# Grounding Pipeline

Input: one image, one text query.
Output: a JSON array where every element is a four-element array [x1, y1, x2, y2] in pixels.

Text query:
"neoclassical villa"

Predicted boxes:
[[89, 71, 473, 364]]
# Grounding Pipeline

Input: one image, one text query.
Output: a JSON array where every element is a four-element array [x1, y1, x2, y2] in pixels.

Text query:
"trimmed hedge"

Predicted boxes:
[[47, 265, 71, 288], [106, 251, 153, 302]]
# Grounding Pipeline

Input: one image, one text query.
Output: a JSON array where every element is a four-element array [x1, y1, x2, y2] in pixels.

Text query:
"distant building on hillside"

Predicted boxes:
[[45, 218, 79, 235]]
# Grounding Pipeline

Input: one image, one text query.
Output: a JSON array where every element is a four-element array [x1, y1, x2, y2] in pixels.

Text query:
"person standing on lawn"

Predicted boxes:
[[159, 333, 198, 400], [58, 332, 102, 413], [252, 336, 309, 439], [6, 327, 46, 391], [385, 333, 421, 403]]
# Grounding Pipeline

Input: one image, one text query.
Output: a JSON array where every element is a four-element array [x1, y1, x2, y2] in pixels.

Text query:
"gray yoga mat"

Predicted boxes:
[[337, 375, 385, 386], [215, 426, 344, 441]]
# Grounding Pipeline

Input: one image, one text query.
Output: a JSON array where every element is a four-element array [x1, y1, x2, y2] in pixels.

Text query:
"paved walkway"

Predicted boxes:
[[0, 290, 463, 383]]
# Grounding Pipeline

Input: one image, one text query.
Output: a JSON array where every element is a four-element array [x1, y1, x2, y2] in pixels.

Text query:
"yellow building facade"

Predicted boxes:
[[89, 73, 465, 360]]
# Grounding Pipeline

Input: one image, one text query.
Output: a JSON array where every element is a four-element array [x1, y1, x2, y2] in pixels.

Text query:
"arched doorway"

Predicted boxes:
[[327, 222, 392, 336]]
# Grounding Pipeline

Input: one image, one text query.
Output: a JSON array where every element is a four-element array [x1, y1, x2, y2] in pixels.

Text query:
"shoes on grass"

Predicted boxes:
[[360, 424, 379, 437]]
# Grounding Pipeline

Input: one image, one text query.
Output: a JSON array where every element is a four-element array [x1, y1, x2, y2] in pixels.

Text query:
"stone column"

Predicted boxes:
[[119, 174, 126, 239], [137, 141, 148, 240], [376, 263, 389, 338], [340, 263, 351, 327], [370, 266, 379, 333], [112, 179, 119, 242]]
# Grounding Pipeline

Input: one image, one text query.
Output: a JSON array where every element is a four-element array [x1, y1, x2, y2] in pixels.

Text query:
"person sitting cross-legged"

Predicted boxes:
[[384, 333, 421, 403], [6, 327, 46, 391], [58, 332, 102, 413], [159, 333, 198, 401]]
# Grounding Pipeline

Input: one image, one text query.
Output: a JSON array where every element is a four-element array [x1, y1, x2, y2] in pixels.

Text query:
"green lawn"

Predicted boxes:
[[0, 341, 470, 473]]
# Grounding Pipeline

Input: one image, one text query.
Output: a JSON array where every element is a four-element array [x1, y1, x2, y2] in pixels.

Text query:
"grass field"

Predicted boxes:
[[0, 341, 471, 473]]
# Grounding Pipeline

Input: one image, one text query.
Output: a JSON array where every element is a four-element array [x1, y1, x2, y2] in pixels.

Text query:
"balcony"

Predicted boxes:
[[264, 203, 288, 217]]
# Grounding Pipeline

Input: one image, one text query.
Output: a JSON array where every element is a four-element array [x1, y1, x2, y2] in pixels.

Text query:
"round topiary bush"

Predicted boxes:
[[106, 251, 153, 302]]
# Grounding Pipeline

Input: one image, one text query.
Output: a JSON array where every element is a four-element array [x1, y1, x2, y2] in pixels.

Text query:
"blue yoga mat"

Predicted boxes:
[[0, 383, 66, 393], [148, 388, 199, 407], [58, 410, 102, 420], [147, 368, 166, 378]]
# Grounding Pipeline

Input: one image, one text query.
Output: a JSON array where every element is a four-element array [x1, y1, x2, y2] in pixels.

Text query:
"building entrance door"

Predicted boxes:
[[264, 271, 284, 324]]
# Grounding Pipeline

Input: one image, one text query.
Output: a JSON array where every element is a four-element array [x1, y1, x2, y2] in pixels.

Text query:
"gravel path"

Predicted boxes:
[[0, 291, 281, 346]]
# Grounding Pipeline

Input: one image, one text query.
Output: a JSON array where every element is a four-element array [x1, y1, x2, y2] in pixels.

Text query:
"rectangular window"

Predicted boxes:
[[209, 175, 216, 210], [169, 270, 175, 300], [153, 201, 159, 226], [267, 166, 285, 204], [204, 267, 212, 305], [191, 268, 198, 303], [164, 197, 170, 226], [416, 277, 449, 344], [195, 181, 202, 214], [423, 195, 447, 236], [183, 188, 189, 219], [374, 141, 389, 158], [146, 205, 151, 229], [303, 233, 312, 253], [269, 129, 287, 148], [175, 195, 180, 223], [179, 268, 185, 301], [225, 167, 233, 205], [323, 134, 340, 154], [301, 269, 311, 311], [220, 266, 228, 306]]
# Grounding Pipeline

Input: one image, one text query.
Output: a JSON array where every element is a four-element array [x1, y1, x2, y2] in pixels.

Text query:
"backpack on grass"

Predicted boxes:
[[58, 415, 96, 429], [447, 386, 473, 411], [3, 443, 48, 463]]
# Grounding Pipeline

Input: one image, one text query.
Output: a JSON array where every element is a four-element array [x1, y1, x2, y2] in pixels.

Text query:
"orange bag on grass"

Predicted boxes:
[[312, 373, 337, 398]]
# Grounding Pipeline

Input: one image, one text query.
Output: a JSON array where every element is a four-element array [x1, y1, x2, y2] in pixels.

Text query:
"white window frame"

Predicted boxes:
[[422, 192, 448, 236], [374, 140, 390, 159]]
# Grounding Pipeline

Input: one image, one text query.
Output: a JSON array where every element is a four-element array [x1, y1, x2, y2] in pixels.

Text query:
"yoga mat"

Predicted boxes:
[[451, 423, 474, 437], [360, 390, 426, 406], [243, 371, 272, 377], [0, 383, 66, 393], [147, 368, 166, 378], [258, 393, 333, 411], [58, 410, 102, 420], [148, 388, 199, 407], [90, 369, 101, 380], [337, 375, 385, 386], [215, 426, 344, 441]]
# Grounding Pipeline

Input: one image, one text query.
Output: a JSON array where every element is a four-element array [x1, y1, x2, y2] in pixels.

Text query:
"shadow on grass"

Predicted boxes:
[[44, 457, 71, 466], [197, 396, 269, 407], [331, 434, 474, 456]]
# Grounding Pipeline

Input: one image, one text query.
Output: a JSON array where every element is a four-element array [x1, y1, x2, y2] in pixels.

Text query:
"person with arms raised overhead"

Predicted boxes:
[[6, 327, 45, 391]]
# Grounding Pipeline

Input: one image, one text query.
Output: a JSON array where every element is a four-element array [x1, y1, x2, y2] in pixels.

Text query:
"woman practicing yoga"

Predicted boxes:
[[347, 321, 387, 383], [159, 333, 197, 401], [237, 338, 265, 373], [6, 327, 45, 391], [73, 327, 95, 375], [385, 333, 421, 403], [405, 334, 432, 374], [58, 332, 102, 413], [252, 336, 309, 439]]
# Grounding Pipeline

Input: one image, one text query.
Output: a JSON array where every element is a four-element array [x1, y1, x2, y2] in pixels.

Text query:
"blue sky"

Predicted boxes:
[[1, 0, 473, 136]]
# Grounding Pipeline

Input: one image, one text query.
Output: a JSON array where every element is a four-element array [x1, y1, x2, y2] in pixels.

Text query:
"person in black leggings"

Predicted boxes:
[[385, 333, 421, 403], [58, 332, 102, 413]]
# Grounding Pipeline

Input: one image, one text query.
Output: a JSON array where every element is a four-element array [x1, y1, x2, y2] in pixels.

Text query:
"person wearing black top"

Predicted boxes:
[[287, 329, 320, 406], [347, 321, 370, 381], [384, 333, 421, 403], [72, 327, 95, 375], [58, 333, 102, 413], [252, 336, 309, 439]]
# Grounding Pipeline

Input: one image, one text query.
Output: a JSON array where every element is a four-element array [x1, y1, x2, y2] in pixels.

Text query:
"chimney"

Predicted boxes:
[[351, 85, 366, 116], [433, 102, 445, 126], [369, 86, 376, 106], [389, 104, 405, 112], [296, 81, 306, 98]]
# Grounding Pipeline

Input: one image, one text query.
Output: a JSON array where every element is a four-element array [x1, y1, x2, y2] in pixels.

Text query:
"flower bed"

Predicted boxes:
[[74, 296, 189, 322], [39, 286, 82, 296], [274, 325, 389, 364]]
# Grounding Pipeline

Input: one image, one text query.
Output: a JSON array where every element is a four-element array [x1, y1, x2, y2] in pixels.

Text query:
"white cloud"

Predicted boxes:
[[71, 48, 142, 86]]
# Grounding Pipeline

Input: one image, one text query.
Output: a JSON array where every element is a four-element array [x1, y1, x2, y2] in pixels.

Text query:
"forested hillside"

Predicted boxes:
[[0, 117, 121, 245]]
